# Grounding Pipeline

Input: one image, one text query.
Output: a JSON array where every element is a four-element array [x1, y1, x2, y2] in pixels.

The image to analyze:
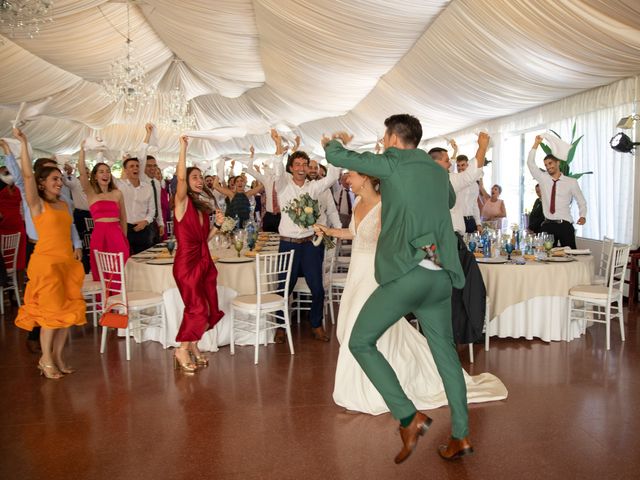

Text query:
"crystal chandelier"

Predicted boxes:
[[102, 1, 155, 114], [0, 0, 54, 39], [160, 85, 196, 131]]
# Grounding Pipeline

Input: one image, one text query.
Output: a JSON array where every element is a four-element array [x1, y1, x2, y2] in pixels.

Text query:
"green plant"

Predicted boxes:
[[540, 122, 592, 179]]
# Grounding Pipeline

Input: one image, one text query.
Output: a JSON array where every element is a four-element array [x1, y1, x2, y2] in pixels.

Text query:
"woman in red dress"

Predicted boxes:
[[0, 166, 27, 272], [172, 135, 225, 373]]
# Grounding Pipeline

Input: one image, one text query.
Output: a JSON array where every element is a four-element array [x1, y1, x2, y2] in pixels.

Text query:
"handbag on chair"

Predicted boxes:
[[99, 303, 128, 329]]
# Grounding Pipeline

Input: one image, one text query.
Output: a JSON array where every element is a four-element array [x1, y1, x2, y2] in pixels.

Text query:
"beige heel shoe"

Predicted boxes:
[[38, 362, 63, 380]]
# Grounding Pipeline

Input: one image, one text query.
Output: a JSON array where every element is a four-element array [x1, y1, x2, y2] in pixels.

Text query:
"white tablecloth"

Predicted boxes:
[[478, 256, 594, 342], [123, 244, 276, 351]]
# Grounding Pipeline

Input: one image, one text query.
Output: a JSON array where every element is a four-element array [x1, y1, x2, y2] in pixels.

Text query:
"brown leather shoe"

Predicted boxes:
[[274, 328, 286, 344], [394, 412, 432, 464], [311, 326, 329, 342], [438, 436, 474, 460]]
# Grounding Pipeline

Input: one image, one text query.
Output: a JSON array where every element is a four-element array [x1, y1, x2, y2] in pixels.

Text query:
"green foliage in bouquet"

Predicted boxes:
[[540, 122, 592, 179], [283, 193, 321, 227]]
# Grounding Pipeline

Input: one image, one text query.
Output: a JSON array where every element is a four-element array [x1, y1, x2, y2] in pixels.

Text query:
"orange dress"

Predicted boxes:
[[15, 202, 86, 330]]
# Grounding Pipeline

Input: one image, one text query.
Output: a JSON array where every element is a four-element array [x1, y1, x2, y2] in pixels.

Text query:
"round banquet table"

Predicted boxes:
[[122, 243, 280, 351], [478, 255, 594, 342]]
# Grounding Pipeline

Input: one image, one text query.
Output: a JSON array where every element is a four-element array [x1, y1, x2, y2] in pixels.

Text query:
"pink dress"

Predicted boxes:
[[89, 200, 130, 281]]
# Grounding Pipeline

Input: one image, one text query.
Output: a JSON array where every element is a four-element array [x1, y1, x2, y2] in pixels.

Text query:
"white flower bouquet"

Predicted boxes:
[[282, 193, 335, 248], [219, 216, 238, 233]]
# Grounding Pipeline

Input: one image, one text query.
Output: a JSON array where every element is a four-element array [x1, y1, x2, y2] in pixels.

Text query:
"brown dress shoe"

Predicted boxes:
[[438, 436, 474, 460], [394, 412, 433, 464], [311, 326, 330, 342]]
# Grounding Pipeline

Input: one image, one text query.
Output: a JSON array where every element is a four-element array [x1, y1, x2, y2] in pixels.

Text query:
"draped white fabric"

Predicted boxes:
[[0, 0, 639, 161]]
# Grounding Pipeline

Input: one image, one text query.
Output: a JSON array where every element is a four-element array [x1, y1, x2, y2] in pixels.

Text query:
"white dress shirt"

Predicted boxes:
[[273, 159, 341, 238], [63, 175, 89, 211], [449, 158, 483, 234], [114, 178, 155, 224], [317, 187, 342, 228], [137, 143, 165, 227], [244, 157, 283, 214], [527, 149, 587, 223], [459, 181, 481, 225]]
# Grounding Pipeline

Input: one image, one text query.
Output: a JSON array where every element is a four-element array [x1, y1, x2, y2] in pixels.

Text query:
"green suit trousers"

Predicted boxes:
[[348, 265, 469, 439]]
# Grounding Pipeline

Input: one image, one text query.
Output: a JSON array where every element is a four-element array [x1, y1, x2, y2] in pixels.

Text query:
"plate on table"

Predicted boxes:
[[566, 249, 591, 255], [476, 257, 508, 264], [543, 256, 575, 263], [146, 258, 174, 265], [217, 257, 254, 264]]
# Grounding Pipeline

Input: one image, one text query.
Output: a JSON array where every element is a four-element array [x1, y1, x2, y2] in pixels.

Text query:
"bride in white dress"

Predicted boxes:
[[316, 171, 507, 415]]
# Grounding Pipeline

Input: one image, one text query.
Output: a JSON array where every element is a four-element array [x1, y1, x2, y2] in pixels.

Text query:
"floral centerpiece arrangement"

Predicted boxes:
[[219, 216, 238, 233], [282, 193, 335, 248]]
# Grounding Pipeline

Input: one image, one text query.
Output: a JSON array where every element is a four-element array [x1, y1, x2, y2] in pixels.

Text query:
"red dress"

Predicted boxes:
[[0, 185, 27, 270], [173, 199, 224, 342]]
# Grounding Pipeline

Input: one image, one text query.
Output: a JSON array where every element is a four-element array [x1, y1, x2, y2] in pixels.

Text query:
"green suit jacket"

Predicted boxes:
[[325, 140, 464, 289]]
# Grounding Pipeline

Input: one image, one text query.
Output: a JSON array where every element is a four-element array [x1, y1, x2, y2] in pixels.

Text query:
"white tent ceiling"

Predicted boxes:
[[1, 0, 639, 163]]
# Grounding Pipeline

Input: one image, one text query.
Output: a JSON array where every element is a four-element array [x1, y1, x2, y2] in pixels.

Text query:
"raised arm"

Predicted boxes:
[[324, 134, 395, 179], [1, 140, 25, 192], [245, 181, 264, 197], [77, 142, 92, 195], [138, 122, 153, 182], [12, 128, 41, 215], [474, 132, 490, 168], [527, 135, 546, 183], [449, 139, 458, 160], [174, 135, 189, 222], [212, 176, 235, 198]]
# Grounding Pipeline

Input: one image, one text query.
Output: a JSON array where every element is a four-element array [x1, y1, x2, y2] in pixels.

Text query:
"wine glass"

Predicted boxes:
[[247, 231, 257, 251], [468, 240, 477, 254], [233, 232, 244, 257], [166, 239, 176, 256], [505, 242, 514, 261], [543, 234, 555, 258]]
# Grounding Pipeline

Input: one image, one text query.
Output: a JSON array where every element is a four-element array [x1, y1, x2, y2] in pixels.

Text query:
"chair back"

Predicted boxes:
[[85, 217, 95, 232], [166, 221, 174, 237], [1, 232, 21, 271], [255, 251, 294, 299], [607, 244, 631, 299], [94, 251, 127, 312], [599, 236, 615, 282], [82, 233, 92, 250]]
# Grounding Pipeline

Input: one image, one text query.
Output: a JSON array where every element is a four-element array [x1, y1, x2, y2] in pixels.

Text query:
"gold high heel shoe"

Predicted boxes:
[[189, 347, 209, 367], [174, 348, 197, 374], [38, 362, 63, 380]]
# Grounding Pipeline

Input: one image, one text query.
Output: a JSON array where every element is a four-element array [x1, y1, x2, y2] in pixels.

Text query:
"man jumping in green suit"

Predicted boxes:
[[324, 114, 487, 463]]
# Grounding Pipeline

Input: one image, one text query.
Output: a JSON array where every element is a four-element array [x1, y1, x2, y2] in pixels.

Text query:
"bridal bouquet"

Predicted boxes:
[[282, 193, 335, 248]]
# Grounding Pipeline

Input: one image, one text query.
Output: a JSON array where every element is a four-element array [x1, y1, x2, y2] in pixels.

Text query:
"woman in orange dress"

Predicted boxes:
[[12, 128, 85, 379]]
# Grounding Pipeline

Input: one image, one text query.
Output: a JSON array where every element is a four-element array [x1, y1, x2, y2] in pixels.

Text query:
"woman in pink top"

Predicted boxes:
[[479, 180, 507, 230]]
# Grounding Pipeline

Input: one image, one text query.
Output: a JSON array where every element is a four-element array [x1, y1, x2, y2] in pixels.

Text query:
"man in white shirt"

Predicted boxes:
[[455, 156, 482, 234], [527, 135, 587, 248], [271, 132, 341, 343], [308, 159, 341, 229], [428, 134, 488, 235], [333, 172, 355, 228], [138, 124, 165, 243], [115, 157, 156, 254]]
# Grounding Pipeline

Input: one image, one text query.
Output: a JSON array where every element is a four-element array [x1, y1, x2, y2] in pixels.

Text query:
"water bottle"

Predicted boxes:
[[483, 235, 491, 258]]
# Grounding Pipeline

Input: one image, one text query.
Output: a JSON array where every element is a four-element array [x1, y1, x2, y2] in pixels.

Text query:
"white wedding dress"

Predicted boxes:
[[333, 200, 508, 414]]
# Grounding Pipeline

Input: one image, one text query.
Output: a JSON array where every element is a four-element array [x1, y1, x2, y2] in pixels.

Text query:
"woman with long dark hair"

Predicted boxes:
[[13, 128, 85, 379], [77, 143, 129, 281], [172, 135, 225, 373]]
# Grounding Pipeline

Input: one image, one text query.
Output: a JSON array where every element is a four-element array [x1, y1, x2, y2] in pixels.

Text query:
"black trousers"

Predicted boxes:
[[262, 212, 281, 233], [541, 221, 577, 249], [127, 224, 155, 254], [73, 209, 92, 273], [464, 216, 477, 234]]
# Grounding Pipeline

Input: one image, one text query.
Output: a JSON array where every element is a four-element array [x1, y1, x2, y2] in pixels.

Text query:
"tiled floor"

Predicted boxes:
[[0, 305, 638, 480]]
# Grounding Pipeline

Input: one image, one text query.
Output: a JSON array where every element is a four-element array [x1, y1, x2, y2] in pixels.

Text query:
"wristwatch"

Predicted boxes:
[[213, 222, 222, 229]]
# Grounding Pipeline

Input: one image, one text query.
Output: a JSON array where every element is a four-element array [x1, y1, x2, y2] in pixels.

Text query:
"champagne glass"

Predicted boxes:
[[166, 239, 176, 256], [543, 234, 554, 258]]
